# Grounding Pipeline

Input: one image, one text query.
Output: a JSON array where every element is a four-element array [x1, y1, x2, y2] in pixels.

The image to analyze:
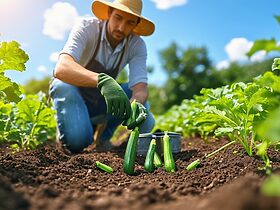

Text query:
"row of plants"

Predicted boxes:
[[154, 59, 280, 173], [0, 40, 56, 150]]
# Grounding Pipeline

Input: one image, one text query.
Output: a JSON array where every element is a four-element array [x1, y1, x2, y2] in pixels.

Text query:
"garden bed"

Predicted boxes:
[[0, 137, 279, 210]]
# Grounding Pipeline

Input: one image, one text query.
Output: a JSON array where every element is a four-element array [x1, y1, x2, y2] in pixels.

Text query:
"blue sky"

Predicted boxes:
[[1, 0, 280, 86]]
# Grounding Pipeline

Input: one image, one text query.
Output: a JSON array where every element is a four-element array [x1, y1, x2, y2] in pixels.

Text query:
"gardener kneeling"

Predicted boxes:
[[49, 0, 155, 153]]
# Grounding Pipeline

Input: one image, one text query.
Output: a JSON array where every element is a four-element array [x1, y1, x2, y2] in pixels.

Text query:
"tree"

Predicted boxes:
[[23, 76, 52, 96], [159, 42, 213, 109], [212, 59, 275, 86]]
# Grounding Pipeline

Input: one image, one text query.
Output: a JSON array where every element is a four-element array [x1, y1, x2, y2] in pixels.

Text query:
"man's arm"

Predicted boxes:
[[130, 82, 148, 105], [54, 53, 132, 118], [54, 53, 99, 87]]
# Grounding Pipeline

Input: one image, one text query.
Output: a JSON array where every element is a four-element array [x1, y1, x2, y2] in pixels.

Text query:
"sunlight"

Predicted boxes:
[[0, 0, 28, 23], [0, 0, 8, 3]]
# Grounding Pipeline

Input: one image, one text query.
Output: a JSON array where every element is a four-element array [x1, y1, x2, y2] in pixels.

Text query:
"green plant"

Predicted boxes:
[[0, 40, 56, 150], [186, 140, 236, 171], [247, 15, 280, 57], [155, 62, 280, 172], [255, 106, 280, 173], [6, 93, 56, 150], [0, 41, 28, 103], [260, 174, 280, 197]]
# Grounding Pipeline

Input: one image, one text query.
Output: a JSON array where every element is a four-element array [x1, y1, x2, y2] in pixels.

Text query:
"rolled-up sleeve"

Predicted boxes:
[[128, 38, 148, 88], [61, 18, 97, 64]]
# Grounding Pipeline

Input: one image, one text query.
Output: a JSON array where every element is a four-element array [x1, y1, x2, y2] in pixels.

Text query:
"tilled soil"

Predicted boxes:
[[0, 137, 279, 210]]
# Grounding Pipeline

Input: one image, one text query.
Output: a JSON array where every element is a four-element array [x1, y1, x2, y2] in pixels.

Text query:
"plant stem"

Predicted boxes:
[[249, 132, 256, 156], [236, 135, 251, 156], [186, 140, 236, 171], [205, 140, 236, 159]]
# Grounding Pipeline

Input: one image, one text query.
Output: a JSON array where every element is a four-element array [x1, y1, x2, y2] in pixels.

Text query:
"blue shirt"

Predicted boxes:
[[61, 17, 148, 88]]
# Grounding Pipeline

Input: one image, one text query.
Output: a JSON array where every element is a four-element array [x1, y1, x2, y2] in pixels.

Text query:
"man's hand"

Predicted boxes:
[[122, 100, 147, 130], [97, 73, 131, 119]]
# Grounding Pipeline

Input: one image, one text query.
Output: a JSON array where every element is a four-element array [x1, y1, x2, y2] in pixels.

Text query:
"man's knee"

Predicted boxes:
[[50, 79, 80, 100], [60, 128, 93, 153]]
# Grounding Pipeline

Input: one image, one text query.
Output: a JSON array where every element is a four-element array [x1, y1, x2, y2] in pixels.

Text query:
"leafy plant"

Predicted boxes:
[[198, 82, 272, 156], [0, 40, 56, 150], [155, 61, 280, 172], [0, 41, 28, 103]]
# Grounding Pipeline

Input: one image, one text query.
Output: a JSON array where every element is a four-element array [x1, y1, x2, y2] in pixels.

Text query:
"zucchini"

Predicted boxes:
[[123, 127, 139, 175], [154, 151, 163, 168], [186, 159, 201, 171], [144, 139, 156, 173], [96, 161, 113, 174], [123, 99, 137, 129], [163, 131, 176, 172]]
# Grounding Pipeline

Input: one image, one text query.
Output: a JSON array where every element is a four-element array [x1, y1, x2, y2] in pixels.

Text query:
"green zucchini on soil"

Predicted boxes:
[[144, 139, 156, 173], [123, 127, 139, 175], [154, 151, 163, 168], [163, 131, 176, 172], [96, 161, 113, 174]]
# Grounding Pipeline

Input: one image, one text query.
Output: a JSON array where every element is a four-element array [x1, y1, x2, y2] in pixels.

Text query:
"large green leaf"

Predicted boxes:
[[0, 73, 22, 102], [246, 39, 280, 57], [0, 41, 29, 72], [255, 71, 280, 93], [272, 58, 280, 72]]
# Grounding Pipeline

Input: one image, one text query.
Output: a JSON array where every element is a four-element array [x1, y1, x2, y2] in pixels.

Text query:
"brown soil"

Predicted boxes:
[[0, 137, 279, 210]]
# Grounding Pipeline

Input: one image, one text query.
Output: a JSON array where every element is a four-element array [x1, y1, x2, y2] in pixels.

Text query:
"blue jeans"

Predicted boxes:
[[49, 78, 155, 152]]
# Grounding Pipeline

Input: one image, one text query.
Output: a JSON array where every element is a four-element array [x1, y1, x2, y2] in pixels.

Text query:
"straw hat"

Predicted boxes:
[[92, 0, 155, 36]]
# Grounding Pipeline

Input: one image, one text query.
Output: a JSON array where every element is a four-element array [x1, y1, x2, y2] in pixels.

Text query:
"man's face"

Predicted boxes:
[[107, 8, 139, 45]]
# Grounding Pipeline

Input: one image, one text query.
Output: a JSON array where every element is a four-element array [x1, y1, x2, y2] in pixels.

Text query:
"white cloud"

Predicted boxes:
[[225, 37, 253, 62], [217, 38, 268, 69], [250, 50, 266, 62], [37, 65, 48, 73], [150, 0, 188, 10], [43, 2, 80, 40], [216, 60, 230, 70], [49, 52, 60, 63]]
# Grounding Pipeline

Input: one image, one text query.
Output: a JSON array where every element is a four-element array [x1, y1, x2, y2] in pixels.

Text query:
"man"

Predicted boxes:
[[49, 0, 155, 153]]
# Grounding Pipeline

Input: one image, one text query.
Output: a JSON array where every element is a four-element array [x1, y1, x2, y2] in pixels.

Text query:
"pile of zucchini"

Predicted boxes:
[[124, 130, 176, 175], [97, 100, 176, 175], [96, 131, 176, 175]]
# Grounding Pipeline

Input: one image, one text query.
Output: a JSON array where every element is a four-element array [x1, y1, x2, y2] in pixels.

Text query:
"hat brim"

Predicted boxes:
[[92, 0, 155, 36]]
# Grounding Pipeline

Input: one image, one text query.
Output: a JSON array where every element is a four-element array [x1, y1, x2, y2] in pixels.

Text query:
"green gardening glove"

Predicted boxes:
[[122, 99, 147, 130], [97, 73, 131, 119]]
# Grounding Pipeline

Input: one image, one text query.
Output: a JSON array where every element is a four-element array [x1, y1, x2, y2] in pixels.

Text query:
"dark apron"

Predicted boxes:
[[78, 23, 127, 120]]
